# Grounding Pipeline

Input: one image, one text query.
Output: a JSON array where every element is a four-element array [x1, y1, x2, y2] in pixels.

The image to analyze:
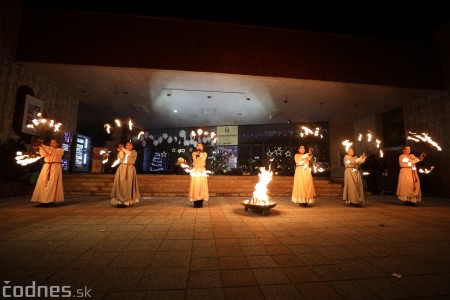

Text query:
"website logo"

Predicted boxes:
[[2, 281, 91, 298]]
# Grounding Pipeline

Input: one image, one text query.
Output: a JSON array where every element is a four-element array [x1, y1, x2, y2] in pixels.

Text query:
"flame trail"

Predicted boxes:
[[99, 150, 110, 164], [180, 163, 212, 176], [15, 151, 42, 166], [104, 123, 111, 134], [419, 166, 434, 174], [342, 140, 353, 152], [375, 139, 381, 148], [27, 114, 63, 133], [111, 158, 120, 168], [407, 132, 442, 151]]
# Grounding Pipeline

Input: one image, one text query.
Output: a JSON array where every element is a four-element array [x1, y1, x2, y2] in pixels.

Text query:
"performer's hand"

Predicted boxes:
[[32, 139, 42, 148]]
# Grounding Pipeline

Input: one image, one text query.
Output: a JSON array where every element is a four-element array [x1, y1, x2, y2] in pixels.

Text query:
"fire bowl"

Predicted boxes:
[[241, 200, 277, 216]]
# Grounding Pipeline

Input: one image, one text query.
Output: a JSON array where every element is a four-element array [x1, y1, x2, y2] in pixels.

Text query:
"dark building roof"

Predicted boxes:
[[23, 1, 450, 45]]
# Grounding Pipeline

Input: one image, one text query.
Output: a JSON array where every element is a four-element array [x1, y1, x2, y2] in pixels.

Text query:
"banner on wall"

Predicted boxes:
[[21, 94, 44, 135], [216, 126, 238, 145]]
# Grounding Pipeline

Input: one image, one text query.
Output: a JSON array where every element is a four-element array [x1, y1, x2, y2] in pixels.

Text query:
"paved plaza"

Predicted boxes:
[[1, 194, 449, 299]]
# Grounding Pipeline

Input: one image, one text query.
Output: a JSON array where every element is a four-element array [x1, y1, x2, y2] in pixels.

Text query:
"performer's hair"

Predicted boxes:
[[50, 138, 61, 145], [402, 145, 410, 150]]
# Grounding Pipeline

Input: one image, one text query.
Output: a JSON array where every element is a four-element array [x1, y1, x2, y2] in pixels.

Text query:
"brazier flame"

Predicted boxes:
[[251, 167, 273, 205]]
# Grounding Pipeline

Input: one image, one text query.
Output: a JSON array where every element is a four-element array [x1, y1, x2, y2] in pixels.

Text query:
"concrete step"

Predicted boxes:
[[63, 174, 343, 197]]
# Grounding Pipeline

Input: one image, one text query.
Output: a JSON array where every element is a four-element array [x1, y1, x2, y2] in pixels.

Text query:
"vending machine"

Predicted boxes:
[[70, 133, 91, 173], [61, 131, 72, 173]]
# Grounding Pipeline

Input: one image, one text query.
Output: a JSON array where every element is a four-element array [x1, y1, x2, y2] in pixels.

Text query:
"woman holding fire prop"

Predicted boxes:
[[396, 145, 425, 206], [343, 147, 367, 207], [110, 142, 140, 207], [189, 143, 209, 208], [31, 138, 64, 207], [291, 146, 316, 207]]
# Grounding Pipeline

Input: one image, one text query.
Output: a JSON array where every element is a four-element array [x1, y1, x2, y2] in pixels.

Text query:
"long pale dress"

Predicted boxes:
[[291, 153, 316, 204], [343, 154, 366, 205], [189, 152, 209, 201], [111, 149, 140, 206], [396, 154, 422, 203], [31, 145, 64, 203]]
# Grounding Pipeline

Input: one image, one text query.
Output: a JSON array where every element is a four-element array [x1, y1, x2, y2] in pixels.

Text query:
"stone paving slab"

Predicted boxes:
[[0, 194, 449, 299]]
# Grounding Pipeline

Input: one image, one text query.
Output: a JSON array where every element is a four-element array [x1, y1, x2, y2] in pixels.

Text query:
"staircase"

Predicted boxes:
[[63, 174, 343, 197]]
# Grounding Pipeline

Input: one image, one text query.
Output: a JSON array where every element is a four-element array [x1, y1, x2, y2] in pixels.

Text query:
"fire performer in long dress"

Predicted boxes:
[[111, 142, 140, 207], [291, 146, 316, 207], [397, 145, 425, 205], [31, 139, 64, 207], [343, 148, 367, 206], [189, 143, 209, 208]]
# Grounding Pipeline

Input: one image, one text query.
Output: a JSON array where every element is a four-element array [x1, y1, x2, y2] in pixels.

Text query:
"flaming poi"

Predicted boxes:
[[26, 112, 63, 133], [110, 151, 128, 168], [407, 132, 442, 151], [342, 140, 353, 152], [299, 126, 324, 138], [342, 131, 383, 157], [99, 149, 111, 164], [15, 151, 42, 166], [406, 131, 443, 174], [180, 163, 213, 176]]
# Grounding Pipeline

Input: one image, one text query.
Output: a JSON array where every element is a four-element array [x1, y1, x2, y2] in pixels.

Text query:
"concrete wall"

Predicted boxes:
[[399, 23, 450, 198], [0, 0, 79, 143], [17, 6, 443, 90], [328, 121, 354, 180]]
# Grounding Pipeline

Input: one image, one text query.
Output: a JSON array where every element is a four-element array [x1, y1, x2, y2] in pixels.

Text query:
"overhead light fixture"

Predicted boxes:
[[173, 109, 178, 113]]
